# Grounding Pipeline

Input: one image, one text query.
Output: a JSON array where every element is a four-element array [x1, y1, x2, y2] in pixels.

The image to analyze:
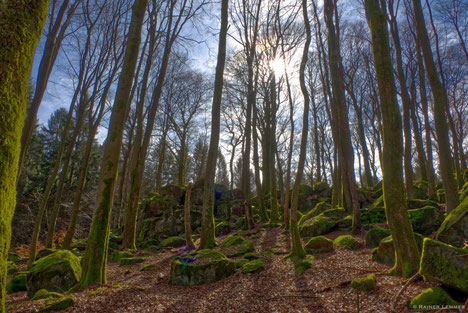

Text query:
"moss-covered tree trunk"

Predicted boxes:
[[253, 101, 267, 221], [0, 1, 48, 311], [412, 0, 459, 212], [184, 184, 195, 248], [79, 0, 148, 289], [199, 0, 228, 249], [268, 76, 280, 225], [288, 0, 311, 260], [324, 0, 360, 233], [364, 0, 420, 278]]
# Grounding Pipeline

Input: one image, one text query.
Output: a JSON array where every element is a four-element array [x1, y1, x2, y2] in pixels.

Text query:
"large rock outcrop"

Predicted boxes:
[[168, 250, 236, 285], [26, 250, 81, 298], [436, 197, 468, 248], [419, 238, 468, 293]]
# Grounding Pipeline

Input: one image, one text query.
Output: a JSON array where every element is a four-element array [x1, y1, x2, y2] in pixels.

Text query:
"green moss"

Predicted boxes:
[[419, 238, 468, 292], [298, 202, 331, 225], [235, 259, 249, 268], [32, 289, 63, 300], [360, 207, 387, 224], [408, 287, 458, 309], [6, 273, 26, 293], [243, 252, 260, 260], [295, 259, 312, 274], [333, 235, 362, 250], [304, 236, 334, 254], [160, 236, 185, 248], [110, 251, 133, 262], [8, 253, 21, 263], [365, 226, 390, 248], [7, 261, 18, 274], [373, 195, 384, 207], [408, 206, 441, 235], [460, 182, 468, 202], [321, 208, 347, 219], [119, 257, 145, 266], [437, 189, 445, 203], [351, 274, 376, 293], [372, 233, 424, 265], [241, 259, 265, 274], [140, 264, 154, 271], [39, 297, 75, 312], [300, 214, 337, 237], [337, 215, 352, 230], [222, 235, 246, 248], [436, 196, 468, 247]]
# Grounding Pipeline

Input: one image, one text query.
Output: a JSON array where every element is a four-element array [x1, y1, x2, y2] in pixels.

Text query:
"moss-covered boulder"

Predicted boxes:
[[218, 235, 254, 257], [215, 221, 232, 236], [241, 259, 265, 274], [168, 249, 236, 285], [110, 251, 133, 262], [436, 197, 468, 248], [371, 233, 424, 265], [295, 259, 312, 274], [337, 215, 352, 230], [26, 250, 81, 298], [300, 214, 337, 237], [33, 289, 63, 300], [35, 249, 56, 261], [407, 199, 439, 210], [419, 238, 468, 293], [408, 286, 459, 310], [304, 236, 334, 254], [119, 257, 145, 266], [365, 226, 390, 248], [371, 236, 395, 265], [351, 274, 376, 293], [298, 202, 331, 225], [360, 207, 386, 224], [160, 236, 186, 248], [409, 205, 442, 235], [333, 235, 362, 250], [39, 296, 75, 312], [321, 207, 347, 219], [6, 273, 26, 293], [243, 252, 260, 260]]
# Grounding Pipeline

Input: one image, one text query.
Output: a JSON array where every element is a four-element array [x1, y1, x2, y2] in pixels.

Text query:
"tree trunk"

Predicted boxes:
[[364, 0, 420, 278], [324, 0, 360, 233], [287, 0, 311, 260], [184, 184, 195, 248], [17, 0, 77, 179], [0, 1, 48, 310], [412, 0, 459, 212], [79, 0, 147, 289], [45, 94, 89, 248], [199, 0, 228, 249]]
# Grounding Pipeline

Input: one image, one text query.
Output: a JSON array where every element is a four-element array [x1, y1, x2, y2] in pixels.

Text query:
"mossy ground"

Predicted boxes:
[[333, 235, 362, 250]]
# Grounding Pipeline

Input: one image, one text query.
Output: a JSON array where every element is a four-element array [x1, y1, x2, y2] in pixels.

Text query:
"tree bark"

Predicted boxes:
[[364, 0, 420, 277], [79, 0, 147, 289], [199, 0, 228, 249], [412, 0, 459, 212], [0, 1, 48, 310]]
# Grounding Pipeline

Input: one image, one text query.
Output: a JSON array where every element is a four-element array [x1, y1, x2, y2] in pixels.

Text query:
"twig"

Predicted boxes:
[[391, 273, 421, 312]]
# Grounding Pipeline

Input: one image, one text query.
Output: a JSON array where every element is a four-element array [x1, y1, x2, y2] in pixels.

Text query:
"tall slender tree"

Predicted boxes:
[[199, 0, 229, 249], [79, 0, 148, 289], [364, 0, 420, 277]]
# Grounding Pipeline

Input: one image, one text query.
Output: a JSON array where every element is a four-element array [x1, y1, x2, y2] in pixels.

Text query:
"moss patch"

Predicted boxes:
[[140, 264, 155, 271], [436, 196, 468, 247], [351, 274, 376, 293], [365, 226, 390, 248], [304, 236, 334, 254], [419, 238, 468, 292], [160, 236, 186, 248], [333, 235, 362, 250], [6, 273, 26, 293], [298, 202, 331, 225], [295, 259, 312, 274], [218, 235, 255, 257], [408, 287, 459, 310], [241, 259, 265, 274], [300, 214, 337, 237], [39, 297, 75, 312], [110, 251, 133, 262], [119, 258, 146, 266]]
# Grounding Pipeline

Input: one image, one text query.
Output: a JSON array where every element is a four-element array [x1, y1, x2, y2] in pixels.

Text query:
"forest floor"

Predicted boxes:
[[6, 226, 446, 313]]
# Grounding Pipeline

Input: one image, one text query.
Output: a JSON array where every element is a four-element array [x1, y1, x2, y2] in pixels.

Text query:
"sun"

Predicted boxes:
[[270, 56, 286, 77]]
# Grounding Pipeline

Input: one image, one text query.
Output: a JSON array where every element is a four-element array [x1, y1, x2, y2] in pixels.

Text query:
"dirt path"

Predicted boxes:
[[6, 227, 440, 312]]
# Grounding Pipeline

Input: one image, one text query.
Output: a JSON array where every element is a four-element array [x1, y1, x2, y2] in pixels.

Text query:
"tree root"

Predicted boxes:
[[391, 273, 421, 312]]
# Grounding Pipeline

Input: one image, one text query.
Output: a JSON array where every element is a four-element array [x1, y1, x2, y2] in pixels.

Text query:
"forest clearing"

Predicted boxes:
[[0, 0, 467, 312]]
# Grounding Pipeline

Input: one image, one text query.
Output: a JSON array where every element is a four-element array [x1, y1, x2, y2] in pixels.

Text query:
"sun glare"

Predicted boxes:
[[271, 56, 286, 77]]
